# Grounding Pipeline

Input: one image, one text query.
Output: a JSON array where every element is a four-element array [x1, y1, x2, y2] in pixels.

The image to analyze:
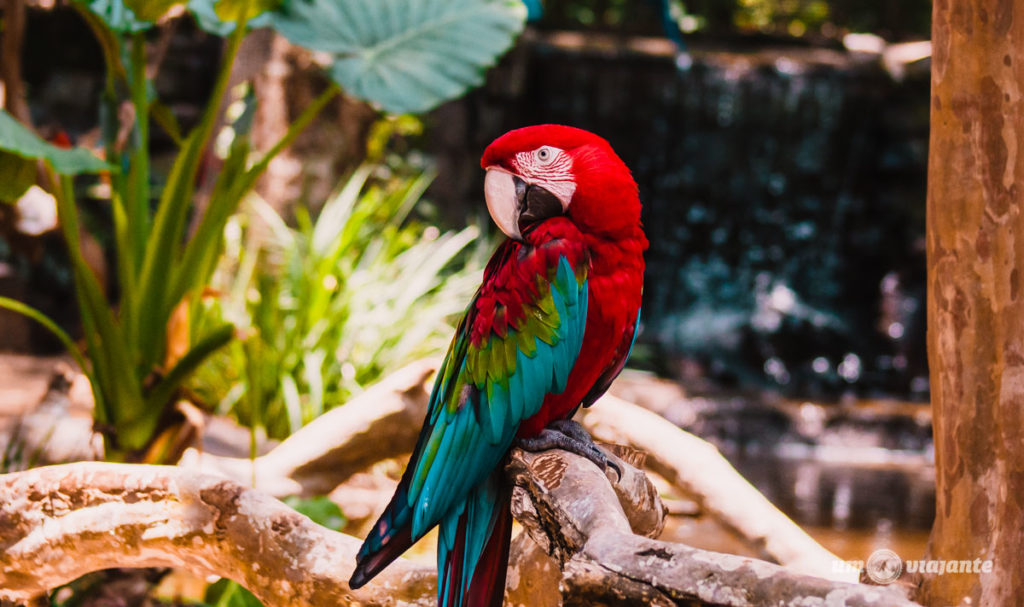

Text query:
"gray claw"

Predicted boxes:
[[517, 421, 621, 481]]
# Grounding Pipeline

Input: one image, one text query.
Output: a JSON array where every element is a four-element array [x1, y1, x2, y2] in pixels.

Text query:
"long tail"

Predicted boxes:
[[349, 477, 417, 588], [438, 468, 514, 607], [349, 466, 514, 607]]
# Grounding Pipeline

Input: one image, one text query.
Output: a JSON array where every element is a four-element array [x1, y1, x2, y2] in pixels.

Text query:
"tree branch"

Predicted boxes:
[[181, 360, 854, 583], [580, 393, 854, 582], [0, 463, 435, 606], [508, 447, 922, 607], [0, 451, 919, 606], [180, 359, 436, 496]]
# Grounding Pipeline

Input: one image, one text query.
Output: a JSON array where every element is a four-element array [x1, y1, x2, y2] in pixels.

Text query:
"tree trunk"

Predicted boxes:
[[922, 0, 1024, 604], [0, 0, 30, 125]]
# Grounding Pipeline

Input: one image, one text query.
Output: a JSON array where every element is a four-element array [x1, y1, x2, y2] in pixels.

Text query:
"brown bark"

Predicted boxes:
[[179, 359, 436, 495], [183, 361, 850, 582], [509, 448, 920, 607], [0, 463, 436, 606], [923, 1, 1024, 605], [0, 453, 915, 607], [244, 32, 376, 212], [580, 394, 855, 582]]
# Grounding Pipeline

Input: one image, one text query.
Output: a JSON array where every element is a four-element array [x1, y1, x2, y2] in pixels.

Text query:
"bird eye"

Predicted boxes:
[[534, 146, 556, 164]]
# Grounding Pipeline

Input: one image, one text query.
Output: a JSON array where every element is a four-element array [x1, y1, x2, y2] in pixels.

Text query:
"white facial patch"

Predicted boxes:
[[515, 147, 577, 209]]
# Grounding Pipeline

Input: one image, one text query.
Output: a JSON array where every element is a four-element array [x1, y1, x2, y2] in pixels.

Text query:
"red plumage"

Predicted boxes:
[[483, 125, 648, 437]]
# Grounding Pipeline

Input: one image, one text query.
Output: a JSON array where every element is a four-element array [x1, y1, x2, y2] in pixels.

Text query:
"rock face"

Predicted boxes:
[[432, 32, 931, 400]]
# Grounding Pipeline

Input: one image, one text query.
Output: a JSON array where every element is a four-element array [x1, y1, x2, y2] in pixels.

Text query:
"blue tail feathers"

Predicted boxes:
[[350, 468, 513, 607], [438, 469, 513, 607]]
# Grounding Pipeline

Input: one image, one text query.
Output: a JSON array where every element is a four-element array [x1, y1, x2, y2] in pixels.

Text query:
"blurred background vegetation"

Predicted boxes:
[[537, 0, 930, 40]]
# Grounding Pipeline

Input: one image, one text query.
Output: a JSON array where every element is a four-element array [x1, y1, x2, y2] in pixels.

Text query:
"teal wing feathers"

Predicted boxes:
[[437, 467, 513, 607], [351, 230, 590, 587], [409, 250, 589, 537]]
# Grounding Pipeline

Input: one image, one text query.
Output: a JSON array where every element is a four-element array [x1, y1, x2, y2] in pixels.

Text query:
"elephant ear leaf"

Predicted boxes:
[[270, 0, 527, 114], [0, 110, 111, 190]]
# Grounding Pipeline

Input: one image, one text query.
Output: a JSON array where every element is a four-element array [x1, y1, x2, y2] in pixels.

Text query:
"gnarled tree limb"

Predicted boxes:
[[579, 393, 855, 582], [0, 462, 435, 606], [508, 447, 922, 607], [183, 360, 851, 581], [0, 452, 918, 606]]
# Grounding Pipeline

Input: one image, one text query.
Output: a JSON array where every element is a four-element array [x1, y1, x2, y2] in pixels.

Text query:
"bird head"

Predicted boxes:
[[480, 124, 641, 241]]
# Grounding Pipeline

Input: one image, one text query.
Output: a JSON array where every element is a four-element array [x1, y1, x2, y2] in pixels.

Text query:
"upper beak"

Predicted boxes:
[[484, 168, 565, 241]]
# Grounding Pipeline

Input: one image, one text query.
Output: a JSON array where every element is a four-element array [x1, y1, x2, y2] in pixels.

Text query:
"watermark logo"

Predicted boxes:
[[865, 549, 903, 584], [833, 550, 994, 585]]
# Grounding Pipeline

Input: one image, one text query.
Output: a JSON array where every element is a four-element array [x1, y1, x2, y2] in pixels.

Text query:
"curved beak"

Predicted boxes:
[[484, 168, 565, 241]]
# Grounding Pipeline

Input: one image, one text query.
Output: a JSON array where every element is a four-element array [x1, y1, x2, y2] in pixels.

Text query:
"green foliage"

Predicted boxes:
[[2, 0, 519, 458], [62, 19, 281, 454], [731, 0, 832, 37], [191, 166, 484, 439], [0, 152, 37, 201], [537, 0, 931, 40], [80, 0, 153, 32], [123, 0, 186, 22], [281, 495, 347, 530], [271, 0, 527, 113], [1, 11, 327, 456], [0, 110, 111, 176], [0, 297, 88, 373], [95, 0, 526, 113], [187, 0, 278, 34], [202, 579, 264, 607]]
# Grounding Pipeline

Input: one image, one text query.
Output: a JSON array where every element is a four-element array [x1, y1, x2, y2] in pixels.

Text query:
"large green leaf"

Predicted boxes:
[[0, 110, 110, 175], [271, 0, 526, 114]]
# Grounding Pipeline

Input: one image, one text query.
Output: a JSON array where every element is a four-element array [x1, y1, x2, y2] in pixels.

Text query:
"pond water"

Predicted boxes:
[[734, 452, 933, 560], [656, 389, 934, 562]]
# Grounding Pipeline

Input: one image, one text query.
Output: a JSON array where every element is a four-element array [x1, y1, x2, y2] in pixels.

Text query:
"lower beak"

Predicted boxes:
[[484, 169, 564, 241]]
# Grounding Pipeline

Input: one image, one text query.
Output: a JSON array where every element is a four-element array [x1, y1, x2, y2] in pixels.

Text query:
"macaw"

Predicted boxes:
[[349, 124, 648, 606]]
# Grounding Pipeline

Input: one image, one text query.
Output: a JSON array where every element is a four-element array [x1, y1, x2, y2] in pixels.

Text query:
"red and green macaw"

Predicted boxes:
[[349, 125, 648, 606]]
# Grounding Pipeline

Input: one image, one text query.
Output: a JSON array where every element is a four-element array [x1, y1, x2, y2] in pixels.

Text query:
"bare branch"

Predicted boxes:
[[580, 394, 855, 582], [0, 463, 435, 606], [508, 448, 922, 607], [183, 360, 853, 584], [0, 449, 919, 606], [180, 359, 436, 496]]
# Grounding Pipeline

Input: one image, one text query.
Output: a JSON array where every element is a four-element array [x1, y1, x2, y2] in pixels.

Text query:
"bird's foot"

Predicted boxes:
[[517, 419, 621, 480]]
